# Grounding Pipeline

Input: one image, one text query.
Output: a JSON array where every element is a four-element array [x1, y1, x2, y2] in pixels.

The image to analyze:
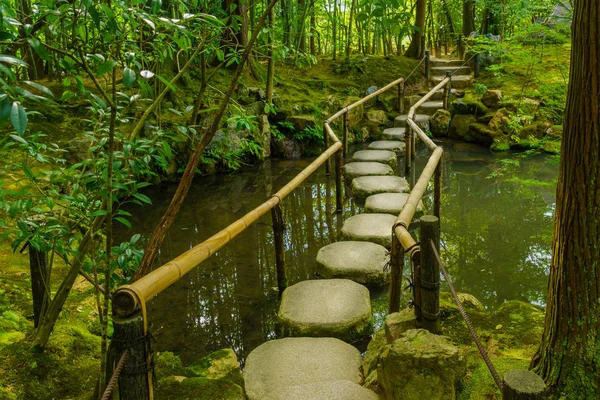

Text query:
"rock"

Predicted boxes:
[[351, 176, 410, 199], [477, 112, 496, 125], [456, 293, 484, 311], [364, 328, 387, 378], [65, 136, 94, 164], [277, 279, 372, 341], [207, 129, 242, 155], [541, 140, 561, 154], [243, 337, 364, 400], [404, 95, 422, 110], [382, 127, 406, 140], [488, 108, 511, 134], [343, 162, 394, 180], [364, 192, 423, 217], [156, 376, 245, 400], [366, 109, 388, 125], [502, 370, 546, 399], [272, 137, 302, 159], [395, 114, 430, 132], [286, 115, 316, 131], [343, 96, 364, 126], [377, 329, 466, 400], [316, 241, 389, 286], [366, 86, 378, 95], [481, 90, 503, 108], [188, 348, 243, 386], [340, 213, 398, 248], [258, 115, 271, 158], [247, 86, 266, 101], [430, 109, 452, 137], [448, 115, 476, 140], [468, 123, 503, 146], [368, 140, 406, 153], [519, 121, 551, 140], [491, 136, 511, 152], [236, 82, 249, 99], [351, 149, 397, 167], [385, 309, 418, 344], [450, 97, 488, 116], [263, 381, 379, 400], [546, 125, 563, 139]]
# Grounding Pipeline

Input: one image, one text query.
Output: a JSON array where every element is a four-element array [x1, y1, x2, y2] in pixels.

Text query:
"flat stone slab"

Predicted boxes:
[[343, 162, 393, 181], [244, 337, 363, 400], [364, 193, 424, 217], [433, 74, 473, 89], [316, 241, 389, 286], [341, 213, 398, 249], [395, 114, 430, 132], [431, 66, 471, 76], [427, 89, 464, 101], [278, 279, 372, 341], [264, 380, 379, 400], [351, 176, 410, 199], [351, 149, 397, 167], [382, 127, 406, 140], [430, 58, 464, 67], [368, 140, 406, 153], [419, 101, 444, 116]]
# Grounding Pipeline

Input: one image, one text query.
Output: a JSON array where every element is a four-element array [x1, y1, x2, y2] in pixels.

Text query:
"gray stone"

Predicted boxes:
[[264, 380, 379, 400], [368, 140, 406, 153], [481, 90, 502, 108], [385, 309, 417, 344], [382, 127, 406, 140], [65, 136, 94, 163], [430, 59, 464, 68], [366, 109, 388, 125], [377, 329, 466, 400], [343, 162, 394, 181], [244, 337, 364, 400], [450, 97, 488, 116], [430, 109, 452, 137], [430, 66, 471, 76], [364, 193, 423, 217], [351, 176, 410, 199], [286, 115, 316, 131], [341, 213, 398, 248], [449, 114, 476, 140], [351, 150, 397, 167], [316, 241, 389, 286], [395, 114, 430, 132], [277, 279, 372, 341], [433, 74, 473, 89], [418, 101, 444, 116], [364, 328, 387, 379]]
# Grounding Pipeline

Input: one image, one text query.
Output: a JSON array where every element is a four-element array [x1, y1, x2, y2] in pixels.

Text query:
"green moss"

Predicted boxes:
[[458, 358, 530, 400], [156, 376, 245, 400]]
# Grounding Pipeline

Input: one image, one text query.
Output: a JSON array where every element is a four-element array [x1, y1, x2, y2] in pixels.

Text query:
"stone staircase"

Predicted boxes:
[[243, 58, 471, 400]]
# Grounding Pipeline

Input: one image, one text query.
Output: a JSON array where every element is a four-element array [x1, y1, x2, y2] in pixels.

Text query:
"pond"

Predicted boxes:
[[120, 140, 558, 364]]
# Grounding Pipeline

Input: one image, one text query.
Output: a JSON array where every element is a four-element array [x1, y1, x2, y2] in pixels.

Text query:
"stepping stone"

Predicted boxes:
[[433, 74, 473, 89], [368, 140, 406, 153], [419, 101, 444, 116], [244, 337, 363, 400], [263, 380, 379, 400], [364, 193, 424, 217], [351, 176, 410, 199], [394, 114, 430, 132], [351, 149, 397, 167], [343, 162, 393, 181], [430, 58, 464, 67], [426, 89, 464, 101], [382, 127, 406, 140], [431, 66, 471, 76], [316, 241, 389, 286], [341, 213, 398, 248], [277, 279, 372, 341]]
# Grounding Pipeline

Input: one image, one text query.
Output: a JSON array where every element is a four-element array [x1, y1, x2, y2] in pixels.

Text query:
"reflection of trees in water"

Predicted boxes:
[[439, 156, 556, 308]]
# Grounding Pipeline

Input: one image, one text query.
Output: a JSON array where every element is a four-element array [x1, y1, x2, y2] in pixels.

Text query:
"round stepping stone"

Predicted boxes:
[[244, 337, 363, 400], [382, 127, 406, 140], [341, 213, 397, 248], [394, 114, 430, 132], [316, 241, 389, 286], [277, 279, 372, 341], [343, 162, 393, 181], [364, 193, 424, 217], [351, 175, 410, 198], [263, 380, 379, 400], [351, 149, 397, 167], [368, 140, 406, 153], [419, 100, 445, 116]]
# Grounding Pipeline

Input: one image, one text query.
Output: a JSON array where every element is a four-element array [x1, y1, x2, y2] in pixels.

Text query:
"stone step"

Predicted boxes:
[[263, 380, 379, 400], [351, 149, 397, 167], [430, 58, 464, 67], [418, 101, 445, 116], [316, 241, 389, 286], [343, 162, 394, 181], [244, 337, 365, 400], [432, 74, 473, 89], [424, 89, 464, 101], [364, 192, 424, 217], [340, 213, 397, 249], [431, 66, 471, 76], [382, 127, 406, 140], [395, 114, 430, 132], [351, 175, 410, 199], [368, 140, 406, 153], [277, 279, 372, 341]]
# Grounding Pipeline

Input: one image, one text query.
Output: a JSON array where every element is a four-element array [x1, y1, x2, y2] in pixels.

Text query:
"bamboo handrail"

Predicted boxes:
[[408, 77, 450, 119], [406, 118, 437, 150], [323, 122, 341, 144], [113, 140, 343, 316]]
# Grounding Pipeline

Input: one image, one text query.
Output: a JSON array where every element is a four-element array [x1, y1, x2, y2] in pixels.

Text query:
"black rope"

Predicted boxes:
[[405, 56, 427, 81], [450, 53, 477, 77]]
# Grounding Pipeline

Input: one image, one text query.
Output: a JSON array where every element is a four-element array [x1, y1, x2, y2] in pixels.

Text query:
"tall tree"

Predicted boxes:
[[405, 0, 426, 58], [530, 1, 600, 397], [462, 0, 475, 37]]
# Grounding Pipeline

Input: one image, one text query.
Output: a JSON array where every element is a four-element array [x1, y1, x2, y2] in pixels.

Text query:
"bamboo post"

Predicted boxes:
[[434, 161, 442, 219], [420, 215, 440, 334], [413, 255, 422, 324], [343, 113, 349, 156], [474, 53, 480, 78], [425, 50, 430, 81], [113, 313, 152, 400], [398, 81, 405, 114], [405, 126, 412, 174], [28, 242, 49, 328], [444, 41, 448, 55], [435, 41, 441, 58], [458, 34, 465, 60], [335, 149, 343, 212], [388, 232, 404, 313], [271, 205, 287, 295], [502, 370, 546, 400], [324, 123, 331, 175], [420, 36, 426, 59], [412, 128, 416, 159], [443, 72, 452, 110]]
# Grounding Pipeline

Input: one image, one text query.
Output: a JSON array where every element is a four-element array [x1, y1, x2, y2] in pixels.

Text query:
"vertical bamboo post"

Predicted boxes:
[[413, 255, 422, 324], [343, 113, 349, 156], [404, 126, 412, 174], [412, 128, 416, 159], [271, 205, 287, 295], [435, 41, 441, 58], [113, 313, 152, 400], [434, 161, 442, 219], [388, 233, 404, 314], [458, 34, 464, 60], [335, 149, 343, 212], [444, 41, 448, 55], [28, 243, 49, 328], [398, 81, 405, 115], [502, 370, 546, 400], [425, 50, 430, 81], [324, 123, 330, 175], [474, 53, 480, 78], [420, 215, 440, 334], [420, 35, 426, 59], [443, 72, 452, 110]]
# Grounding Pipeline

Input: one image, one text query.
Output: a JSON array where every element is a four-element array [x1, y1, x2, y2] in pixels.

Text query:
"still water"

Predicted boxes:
[[122, 140, 558, 364]]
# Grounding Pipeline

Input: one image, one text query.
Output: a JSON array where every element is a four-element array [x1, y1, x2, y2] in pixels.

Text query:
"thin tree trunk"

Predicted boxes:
[[405, 0, 426, 58], [462, 0, 475, 37], [332, 0, 337, 59], [310, 0, 316, 55]]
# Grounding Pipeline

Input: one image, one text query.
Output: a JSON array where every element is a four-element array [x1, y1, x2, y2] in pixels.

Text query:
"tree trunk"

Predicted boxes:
[[405, 0, 426, 58], [332, 0, 337, 59], [462, 0, 475, 37], [310, 0, 316, 55], [530, 1, 600, 398], [441, 0, 455, 34]]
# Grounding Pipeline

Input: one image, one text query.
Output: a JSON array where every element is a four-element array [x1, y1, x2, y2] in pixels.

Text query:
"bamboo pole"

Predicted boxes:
[[271, 205, 287, 295], [434, 162, 442, 218], [388, 233, 404, 313], [335, 149, 343, 212], [343, 113, 349, 156], [406, 118, 437, 150], [409, 78, 449, 118], [420, 215, 440, 333]]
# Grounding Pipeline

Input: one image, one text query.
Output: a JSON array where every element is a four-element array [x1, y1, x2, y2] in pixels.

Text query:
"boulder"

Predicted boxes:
[[366, 109, 389, 125], [488, 108, 511, 134], [272, 137, 303, 159], [481, 90, 503, 108], [384, 309, 418, 344], [286, 115, 316, 131], [316, 241, 389, 286], [65, 136, 94, 164], [467, 123, 503, 146], [188, 348, 243, 385], [430, 109, 452, 137], [364, 328, 387, 378], [448, 115, 476, 140], [519, 121, 551, 140], [343, 96, 364, 126], [263, 381, 379, 400], [377, 329, 466, 400], [157, 376, 245, 400], [248, 87, 267, 101], [351, 176, 410, 199], [450, 97, 488, 116], [207, 129, 242, 155]]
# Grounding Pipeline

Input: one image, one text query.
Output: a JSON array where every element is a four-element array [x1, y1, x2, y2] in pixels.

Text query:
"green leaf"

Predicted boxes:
[[9, 134, 27, 145], [156, 74, 176, 92], [26, 38, 49, 61], [0, 63, 16, 81], [133, 193, 152, 205], [0, 98, 11, 123], [123, 67, 136, 88], [91, 209, 108, 217], [10, 102, 27, 135], [115, 217, 132, 228], [23, 81, 54, 98], [97, 59, 117, 76], [0, 55, 28, 67], [140, 70, 154, 79], [130, 233, 141, 244], [162, 142, 172, 158], [151, 0, 162, 14]]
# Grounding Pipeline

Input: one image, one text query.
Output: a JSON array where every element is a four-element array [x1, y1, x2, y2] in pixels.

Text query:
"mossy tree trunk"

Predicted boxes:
[[462, 0, 475, 37], [530, 1, 600, 397], [405, 0, 426, 58]]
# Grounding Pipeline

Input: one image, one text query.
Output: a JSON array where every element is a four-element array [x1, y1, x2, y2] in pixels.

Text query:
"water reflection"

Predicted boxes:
[[120, 142, 558, 364]]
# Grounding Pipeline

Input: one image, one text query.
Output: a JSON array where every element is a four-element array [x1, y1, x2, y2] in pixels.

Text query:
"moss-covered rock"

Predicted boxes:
[[364, 327, 387, 378], [467, 123, 503, 147], [449, 115, 476, 140], [430, 109, 452, 137], [286, 115, 316, 131], [188, 348, 244, 387], [385, 308, 417, 344], [546, 125, 563, 139], [480, 90, 503, 109], [450, 97, 488, 116], [541, 139, 561, 154], [519, 121, 551, 140], [366, 109, 388, 125], [488, 108, 511, 134], [156, 376, 245, 400]]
